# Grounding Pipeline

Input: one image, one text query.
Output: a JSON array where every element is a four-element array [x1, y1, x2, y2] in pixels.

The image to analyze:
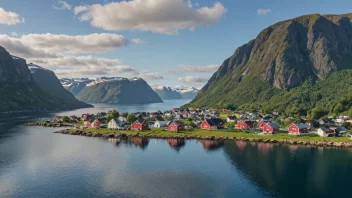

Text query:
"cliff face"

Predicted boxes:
[[188, 13, 352, 109], [29, 64, 91, 109], [153, 86, 183, 100], [0, 46, 91, 113], [76, 78, 163, 104], [0, 47, 31, 84]]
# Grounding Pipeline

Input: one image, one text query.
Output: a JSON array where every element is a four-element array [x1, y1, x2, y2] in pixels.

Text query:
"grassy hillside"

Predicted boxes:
[[185, 70, 352, 117]]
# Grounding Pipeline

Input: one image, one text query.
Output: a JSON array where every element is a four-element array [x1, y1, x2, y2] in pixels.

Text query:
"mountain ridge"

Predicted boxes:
[[186, 13, 352, 116]]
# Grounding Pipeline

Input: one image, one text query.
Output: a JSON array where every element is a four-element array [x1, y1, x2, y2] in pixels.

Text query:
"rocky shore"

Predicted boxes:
[[25, 122, 74, 128], [54, 129, 352, 148]]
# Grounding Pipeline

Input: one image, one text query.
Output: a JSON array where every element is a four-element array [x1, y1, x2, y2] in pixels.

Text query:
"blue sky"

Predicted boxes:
[[0, 0, 351, 88]]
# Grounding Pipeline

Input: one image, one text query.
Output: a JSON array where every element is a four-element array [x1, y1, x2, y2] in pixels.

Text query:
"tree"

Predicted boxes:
[[310, 107, 327, 120], [110, 109, 119, 118], [62, 116, 70, 123], [122, 112, 129, 118], [127, 113, 136, 124]]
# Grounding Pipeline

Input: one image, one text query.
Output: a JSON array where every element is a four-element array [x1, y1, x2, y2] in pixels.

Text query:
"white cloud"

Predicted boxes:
[[74, 0, 226, 34], [257, 8, 271, 15], [10, 32, 19, 37], [166, 64, 220, 74], [131, 38, 146, 44], [54, 1, 72, 10], [20, 33, 129, 54], [0, 8, 24, 25], [128, 70, 164, 79], [54, 65, 134, 77], [178, 76, 208, 83]]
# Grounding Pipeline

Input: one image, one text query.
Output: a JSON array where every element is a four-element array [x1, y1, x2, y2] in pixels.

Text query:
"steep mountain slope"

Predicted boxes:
[[186, 13, 352, 116], [28, 64, 91, 109], [76, 78, 163, 104], [0, 46, 91, 113]]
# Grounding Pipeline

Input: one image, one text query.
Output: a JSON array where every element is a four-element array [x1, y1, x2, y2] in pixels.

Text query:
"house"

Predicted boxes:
[[52, 116, 62, 123], [91, 119, 101, 128], [108, 118, 125, 130], [317, 127, 334, 137], [168, 120, 185, 132], [306, 120, 320, 129], [263, 122, 280, 134], [131, 119, 149, 130], [237, 120, 254, 130], [118, 116, 127, 124], [226, 116, 236, 123], [257, 120, 268, 130], [154, 120, 167, 128], [81, 113, 93, 121], [84, 121, 92, 128], [334, 126, 349, 136], [201, 118, 224, 130], [288, 123, 310, 135]]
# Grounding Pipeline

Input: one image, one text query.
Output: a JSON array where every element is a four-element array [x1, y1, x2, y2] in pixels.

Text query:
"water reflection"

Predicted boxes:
[[200, 140, 224, 151], [223, 141, 352, 198], [107, 137, 149, 150], [167, 139, 186, 152]]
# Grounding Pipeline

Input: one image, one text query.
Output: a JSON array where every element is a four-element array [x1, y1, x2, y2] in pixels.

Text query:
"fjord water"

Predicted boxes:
[[1, 101, 352, 197]]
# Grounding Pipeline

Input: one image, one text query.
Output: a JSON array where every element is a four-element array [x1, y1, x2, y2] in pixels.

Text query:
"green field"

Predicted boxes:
[[72, 128, 352, 142]]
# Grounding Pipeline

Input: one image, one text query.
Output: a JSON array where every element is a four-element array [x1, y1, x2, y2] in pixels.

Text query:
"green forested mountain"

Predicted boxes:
[[186, 13, 352, 117], [76, 78, 163, 104]]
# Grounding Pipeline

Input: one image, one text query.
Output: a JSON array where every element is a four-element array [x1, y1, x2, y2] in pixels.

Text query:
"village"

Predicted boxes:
[[48, 107, 352, 139]]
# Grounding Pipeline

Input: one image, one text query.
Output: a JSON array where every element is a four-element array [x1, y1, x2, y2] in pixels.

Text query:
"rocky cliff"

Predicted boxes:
[[186, 13, 352, 115]]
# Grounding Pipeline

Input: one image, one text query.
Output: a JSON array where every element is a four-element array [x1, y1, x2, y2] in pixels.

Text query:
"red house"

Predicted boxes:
[[257, 120, 267, 130], [288, 123, 310, 134], [84, 121, 92, 128], [91, 119, 101, 128], [131, 119, 149, 131], [237, 120, 254, 130], [168, 120, 185, 132], [201, 118, 224, 130], [52, 117, 62, 123], [263, 122, 280, 134]]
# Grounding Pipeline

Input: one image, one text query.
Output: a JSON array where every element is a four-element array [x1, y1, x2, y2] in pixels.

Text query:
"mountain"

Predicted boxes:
[[28, 63, 91, 109], [0, 46, 91, 113], [60, 78, 94, 96], [152, 85, 183, 100], [173, 86, 199, 99], [186, 13, 352, 117], [151, 85, 199, 100], [76, 77, 163, 104]]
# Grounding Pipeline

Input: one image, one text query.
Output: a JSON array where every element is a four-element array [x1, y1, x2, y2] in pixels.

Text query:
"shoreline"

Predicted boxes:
[[54, 128, 352, 148]]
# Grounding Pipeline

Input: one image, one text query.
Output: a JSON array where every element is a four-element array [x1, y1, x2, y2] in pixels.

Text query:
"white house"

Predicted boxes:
[[108, 118, 125, 130], [118, 116, 127, 124], [154, 120, 167, 128], [317, 127, 334, 137]]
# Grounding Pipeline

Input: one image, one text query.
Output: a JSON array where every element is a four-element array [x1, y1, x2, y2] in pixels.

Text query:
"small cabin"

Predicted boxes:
[[237, 120, 254, 130], [168, 121, 185, 132], [263, 122, 280, 134], [288, 123, 310, 135], [131, 119, 149, 131]]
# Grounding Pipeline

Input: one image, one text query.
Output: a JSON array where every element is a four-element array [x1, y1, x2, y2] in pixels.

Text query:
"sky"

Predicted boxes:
[[0, 0, 351, 88]]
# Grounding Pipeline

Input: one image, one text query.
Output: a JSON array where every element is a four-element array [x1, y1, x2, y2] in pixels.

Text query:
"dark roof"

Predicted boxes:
[[227, 116, 236, 120], [169, 120, 184, 126], [266, 122, 280, 128], [135, 118, 146, 124], [205, 118, 224, 126]]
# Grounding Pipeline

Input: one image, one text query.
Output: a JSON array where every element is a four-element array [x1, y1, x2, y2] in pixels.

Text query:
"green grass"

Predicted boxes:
[[71, 128, 352, 142]]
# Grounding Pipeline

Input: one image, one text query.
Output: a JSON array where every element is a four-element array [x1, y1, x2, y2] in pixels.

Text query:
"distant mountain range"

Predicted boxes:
[[151, 85, 199, 100], [60, 78, 199, 101], [186, 13, 352, 117], [0, 46, 92, 113], [72, 77, 163, 104]]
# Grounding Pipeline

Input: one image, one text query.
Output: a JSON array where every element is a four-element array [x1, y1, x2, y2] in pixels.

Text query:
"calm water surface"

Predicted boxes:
[[1, 101, 352, 198]]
